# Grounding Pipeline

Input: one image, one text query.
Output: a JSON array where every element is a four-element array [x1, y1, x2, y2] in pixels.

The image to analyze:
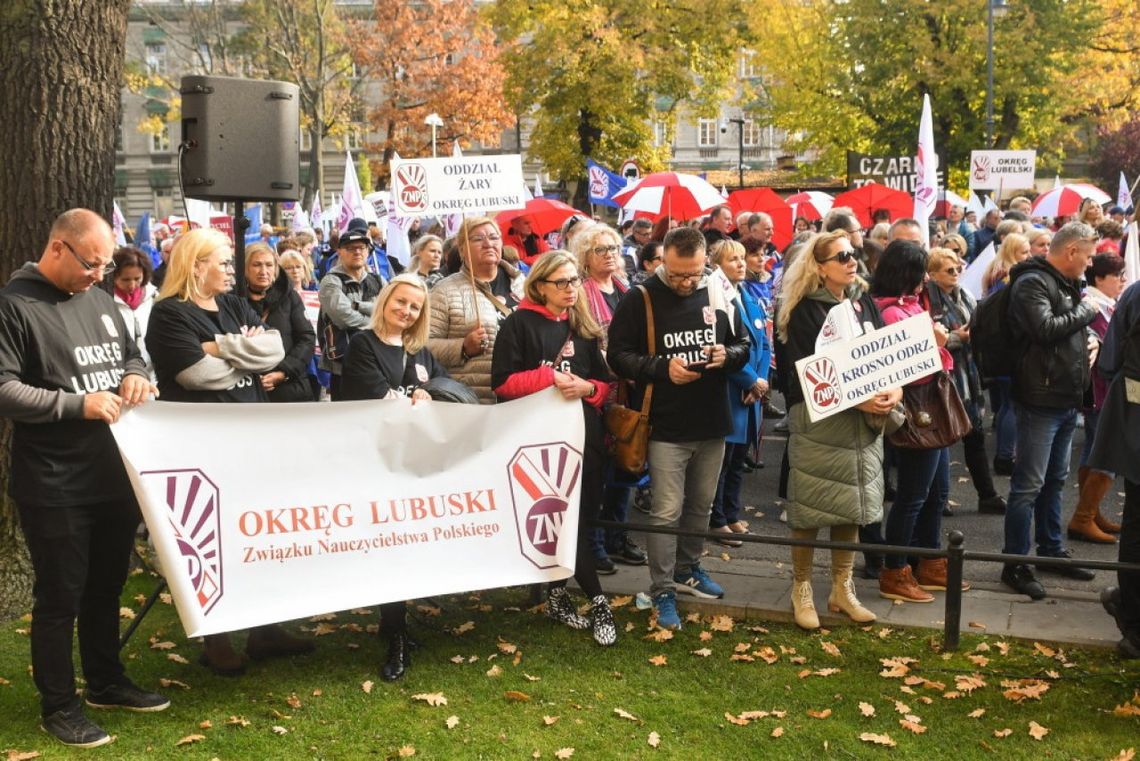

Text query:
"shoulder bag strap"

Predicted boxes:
[[638, 285, 655, 417]]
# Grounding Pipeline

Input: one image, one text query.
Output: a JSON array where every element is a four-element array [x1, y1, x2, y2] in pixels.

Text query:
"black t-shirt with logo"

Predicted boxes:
[[488, 269, 519, 322], [340, 331, 448, 400], [0, 268, 145, 506]]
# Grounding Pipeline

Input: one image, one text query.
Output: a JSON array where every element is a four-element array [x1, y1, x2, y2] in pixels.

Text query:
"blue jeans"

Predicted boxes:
[[710, 442, 748, 528], [993, 379, 1017, 461], [885, 446, 947, 569], [1003, 403, 1077, 557]]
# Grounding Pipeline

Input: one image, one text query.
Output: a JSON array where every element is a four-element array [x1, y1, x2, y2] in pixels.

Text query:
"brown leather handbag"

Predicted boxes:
[[604, 286, 654, 473], [888, 371, 971, 450]]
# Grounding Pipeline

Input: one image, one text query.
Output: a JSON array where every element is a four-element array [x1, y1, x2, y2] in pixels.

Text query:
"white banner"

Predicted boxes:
[[110, 391, 584, 637], [795, 313, 941, 423], [968, 150, 1037, 191], [390, 154, 525, 218]]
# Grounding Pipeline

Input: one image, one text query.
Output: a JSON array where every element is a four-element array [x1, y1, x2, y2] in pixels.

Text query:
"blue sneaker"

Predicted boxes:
[[674, 564, 724, 599], [653, 590, 682, 631]]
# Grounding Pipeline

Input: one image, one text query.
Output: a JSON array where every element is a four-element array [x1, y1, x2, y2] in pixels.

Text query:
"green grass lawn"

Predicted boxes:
[[1, 570, 1137, 760]]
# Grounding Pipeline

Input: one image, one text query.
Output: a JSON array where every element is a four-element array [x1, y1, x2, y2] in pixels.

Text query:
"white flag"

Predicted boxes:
[[1118, 172, 1133, 212], [337, 151, 365, 233], [290, 204, 310, 232], [185, 197, 213, 232], [967, 191, 998, 219], [1124, 222, 1140, 287], [534, 174, 544, 199], [814, 300, 862, 352], [960, 242, 995, 300], [913, 94, 937, 248], [1054, 173, 1062, 189], [111, 201, 127, 245]]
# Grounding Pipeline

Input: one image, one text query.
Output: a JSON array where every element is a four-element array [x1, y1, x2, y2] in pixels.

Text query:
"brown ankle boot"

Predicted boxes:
[[914, 558, 971, 592], [246, 624, 316, 660], [878, 566, 934, 603], [200, 633, 246, 676], [1068, 470, 1117, 544]]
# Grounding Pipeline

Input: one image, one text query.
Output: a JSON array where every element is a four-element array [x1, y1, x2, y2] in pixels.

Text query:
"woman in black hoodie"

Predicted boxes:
[[243, 243, 317, 401]]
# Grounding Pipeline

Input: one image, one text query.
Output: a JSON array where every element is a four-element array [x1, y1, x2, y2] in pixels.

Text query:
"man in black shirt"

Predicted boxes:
[[0, 209, 168, 747], [608, 226, 749, 630]]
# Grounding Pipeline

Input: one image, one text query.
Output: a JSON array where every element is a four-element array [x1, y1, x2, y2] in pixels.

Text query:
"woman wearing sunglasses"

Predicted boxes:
[[774, 231, 900, 630], [490, 251, 617, 646], [926, 247, 1005, 516]]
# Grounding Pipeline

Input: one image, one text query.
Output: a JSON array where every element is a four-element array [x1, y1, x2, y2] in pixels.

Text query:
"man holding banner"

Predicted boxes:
[[0, 210, 168, 747], [607, 226, 749, 630]]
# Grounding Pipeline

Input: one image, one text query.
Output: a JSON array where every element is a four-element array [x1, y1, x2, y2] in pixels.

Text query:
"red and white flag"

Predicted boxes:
[[336, 150, 365, 233], [912, 94, 937, 247], [1118, 171, 1133, 212]]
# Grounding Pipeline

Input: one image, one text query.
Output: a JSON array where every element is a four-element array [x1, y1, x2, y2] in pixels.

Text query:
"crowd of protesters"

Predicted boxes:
[[3, 194, 1138, 747]]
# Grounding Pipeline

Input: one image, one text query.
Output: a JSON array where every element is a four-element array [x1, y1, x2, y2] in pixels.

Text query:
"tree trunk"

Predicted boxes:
[[0, 0, 131, 619]]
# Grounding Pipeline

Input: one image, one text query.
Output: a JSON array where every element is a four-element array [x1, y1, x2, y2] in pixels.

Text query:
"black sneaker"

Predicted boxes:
[[594, 555, 617, 575], [1119, 633, 1140, 660], [979, 495, 1007, 514], [993, 456, 1014, 476], [85, 681, 170, 712], [609, 535, 647, 565], [1001, 563, 1046, 600], [1102, 586, 1123, 633], [1035, 548, 1096, 581], [41, 705, 112, 748]]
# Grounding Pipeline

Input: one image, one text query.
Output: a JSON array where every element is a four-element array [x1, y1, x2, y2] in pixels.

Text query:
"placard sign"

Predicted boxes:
[[795, 314, 941, 423], [390, 154, 525, 218], [968, 150, 1037, 191]]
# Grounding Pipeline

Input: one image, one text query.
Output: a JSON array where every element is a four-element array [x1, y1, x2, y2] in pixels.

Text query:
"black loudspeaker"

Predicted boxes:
[[179, 75, 300, 202]]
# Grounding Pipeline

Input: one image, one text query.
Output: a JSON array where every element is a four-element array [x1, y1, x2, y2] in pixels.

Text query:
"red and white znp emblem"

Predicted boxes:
[[507, 442, 583, 569], [396, 163, 428, 212], [140, 469, 224, 614], [804, 357, 841, 414]]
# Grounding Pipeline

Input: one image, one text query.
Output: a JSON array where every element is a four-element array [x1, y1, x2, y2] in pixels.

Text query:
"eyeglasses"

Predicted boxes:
[[820, 250, 857, 264], [541, 276, 581, 291], [944, 266, 963, 275], [591, 245, 620, 256], [468, 234, 502, 245], [61, 240, 115, 275], [664, 269, 704, 285]]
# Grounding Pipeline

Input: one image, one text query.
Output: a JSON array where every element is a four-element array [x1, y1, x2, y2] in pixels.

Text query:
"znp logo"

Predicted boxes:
[[506, 442, 583, 569], [396, 163, 428, 212], [804, 357, 842, 415], [140, 469, 224, 614]]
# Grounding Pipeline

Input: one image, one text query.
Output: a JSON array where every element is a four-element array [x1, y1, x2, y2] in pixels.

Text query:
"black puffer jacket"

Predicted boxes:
[[245, 271, 317, 402], [1007, 256, 1096, 410]]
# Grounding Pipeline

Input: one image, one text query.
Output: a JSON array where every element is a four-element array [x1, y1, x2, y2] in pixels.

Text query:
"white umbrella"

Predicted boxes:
[[1030, 183, 1111, 218], [785, 191, 834, 221]]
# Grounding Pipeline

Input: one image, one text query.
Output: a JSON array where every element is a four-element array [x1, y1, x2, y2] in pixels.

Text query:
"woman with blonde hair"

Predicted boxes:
[[147, 228, 313, 675], [408, 234, 445, 289], [982, 232, 1029, 295], [427, 216, 525, 402], [572, 222, 628, 347], [338, 273, 448, 680], [491, 251, 617, 646], [773, 231, 901, 629]]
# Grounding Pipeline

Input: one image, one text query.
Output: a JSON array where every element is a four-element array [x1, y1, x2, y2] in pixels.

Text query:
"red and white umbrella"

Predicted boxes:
[[495, 198, 580, 236], [785, 191, 833, 221], [1030, 183, 1112, 218], [612, 171, 726, 221], [933, 189, 970, 218]]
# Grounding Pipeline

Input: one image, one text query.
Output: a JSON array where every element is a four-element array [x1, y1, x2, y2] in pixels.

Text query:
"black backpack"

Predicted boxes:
[[970, 273, 1025, 380], [317, 271, 385, 361]]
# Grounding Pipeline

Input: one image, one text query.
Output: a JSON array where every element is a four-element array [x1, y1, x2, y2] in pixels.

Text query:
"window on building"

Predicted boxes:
[[345, 127, 364, 151], [153, 188, 174, 219], [697, 118, 718, 148], [115, 115, 124, 153], [742, 119, 763, 148], [150, 123, 171, 153], [739, 50, 758, 79], [195, 42, 212, 73], [653, 120, 670, 147], [145, 42, 167, 75], [300, 128, 313, 152]]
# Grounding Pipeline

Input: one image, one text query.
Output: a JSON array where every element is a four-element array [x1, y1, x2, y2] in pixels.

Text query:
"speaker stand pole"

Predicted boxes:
[[234, 200, 248, 292]]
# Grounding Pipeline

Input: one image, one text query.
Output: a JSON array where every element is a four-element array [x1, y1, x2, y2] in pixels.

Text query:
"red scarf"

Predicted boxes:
[[116, 286, 145, 310]]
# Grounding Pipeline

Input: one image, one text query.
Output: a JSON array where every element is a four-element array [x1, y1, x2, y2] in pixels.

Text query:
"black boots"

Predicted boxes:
[[382, 632, 411, 681]]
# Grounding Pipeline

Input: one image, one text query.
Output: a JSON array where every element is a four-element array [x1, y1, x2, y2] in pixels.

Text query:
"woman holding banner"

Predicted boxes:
[[339, 273, 448, 680], [491, 251, 617, 647], [872, 240, 970, 602], [428, 217, 525, 402], [775, 231, 898, 630], [148, 228, 315, 675]]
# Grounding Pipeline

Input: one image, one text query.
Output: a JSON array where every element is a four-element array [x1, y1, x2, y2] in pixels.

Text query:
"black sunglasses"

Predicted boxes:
[[821, 250, 857, 264]]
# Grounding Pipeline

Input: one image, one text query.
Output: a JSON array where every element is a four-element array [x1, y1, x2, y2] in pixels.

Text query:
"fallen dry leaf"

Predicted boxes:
[[270, 726, 288, 736], [397, 746, 416, 757], [692, 647, 712, 658], [610, 595, 633, 608], [5, 752, 40, 761], [740, 711, 770, 720], [543, 715, 559, 726], [899, 719, 927, 734], [708, 615, 734, 632], [285, 693, 302, 709], [119, 607, 136, 620], [699, 630, 713, 642], [756, 647, 778, 665], [452, 621, 475, 635], [648, 655, 668, 667], [449, 655, 465, 664], [199, 720, 212, 730], [1109, 750, 1135, 761], [1033, 642, 1056, 658], [860, 732, 897, 747], [159, 678, 190, 690], [993, 728, 1013, 738], [411, 692, 447, 706], [968, 708, 986, 718], [225, 715, 250, 727], [968, 654, 990, 667], [504, 690, 531, 702], [446, 715, 460, 729], [647, 731, 661, 748], [858, 702, 875, 717], [1114, 703, 1140, 718], [1001, 679, 1050, 702], [362, 680, 374, 694], [1028, 721, 1049, 741], [994, 641, 1010, 655], [894, 700, 911, 715], [813, 668, 841, 677], [486, 664, 503, 678], [523, 673, 541, 682], [733, 654, 757, 663], [614, 707, 641, 723], [955, 674, 986, 693], [311, 623, 337, 636], [644, 628, 674, 643], [497, 640, 518, 655], [167, 653, 190, 665], [150, 640, 177, 650], [175, 734, 205, 746], [941, 691, 962, 699], [734, 642, 751, 653], [821, 641, 841, 657], [554, 748, 574, 759], [770, 726, 784, 738], [807, 709, 832, 719], [725, 712, 750, 726]]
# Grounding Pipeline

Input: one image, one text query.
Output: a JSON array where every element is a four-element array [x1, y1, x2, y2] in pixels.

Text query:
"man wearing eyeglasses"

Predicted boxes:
[[0, 209, 167, 747], [608, 226, 750, 630]]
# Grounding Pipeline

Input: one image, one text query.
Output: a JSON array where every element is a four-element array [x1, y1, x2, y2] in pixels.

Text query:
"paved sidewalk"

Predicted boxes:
[[595, 555, 1122, 650]]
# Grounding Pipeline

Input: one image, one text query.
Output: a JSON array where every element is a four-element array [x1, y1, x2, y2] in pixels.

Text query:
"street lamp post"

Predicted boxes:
[[728, 117, 746, 189], [424, 112, 443, 157], [985, 0, 1008, 149]]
